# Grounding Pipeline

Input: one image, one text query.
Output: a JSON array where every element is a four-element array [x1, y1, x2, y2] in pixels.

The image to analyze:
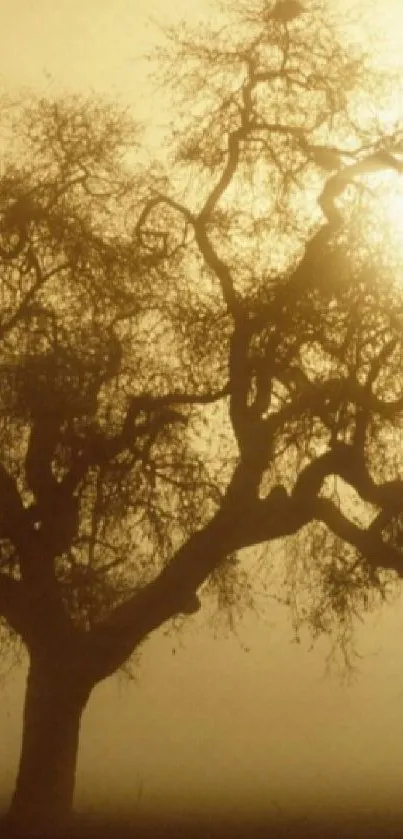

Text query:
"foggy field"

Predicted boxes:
[[2, 811, 403, 839]]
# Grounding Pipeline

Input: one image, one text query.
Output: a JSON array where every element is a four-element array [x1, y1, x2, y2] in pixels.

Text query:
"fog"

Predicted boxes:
[[1, 0, 403, 834]]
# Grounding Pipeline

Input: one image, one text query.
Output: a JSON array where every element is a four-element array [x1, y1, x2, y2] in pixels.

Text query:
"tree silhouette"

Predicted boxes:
[[1, 1, 403, 834]]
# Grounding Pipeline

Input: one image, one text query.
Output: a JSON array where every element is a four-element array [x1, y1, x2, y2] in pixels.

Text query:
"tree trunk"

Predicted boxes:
[[8, 653, 91, 836]]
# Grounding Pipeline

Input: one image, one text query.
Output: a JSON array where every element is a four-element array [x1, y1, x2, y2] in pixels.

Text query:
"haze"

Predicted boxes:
[[1, 1, 403, 835]]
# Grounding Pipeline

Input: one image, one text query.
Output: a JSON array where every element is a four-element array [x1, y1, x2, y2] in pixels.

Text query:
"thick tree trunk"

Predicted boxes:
[[8, 654, 91, 836]]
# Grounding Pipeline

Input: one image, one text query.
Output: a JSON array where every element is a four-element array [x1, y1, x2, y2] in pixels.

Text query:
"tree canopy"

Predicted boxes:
[[1, 0, 403, 671], [3, 0, 403, 829]]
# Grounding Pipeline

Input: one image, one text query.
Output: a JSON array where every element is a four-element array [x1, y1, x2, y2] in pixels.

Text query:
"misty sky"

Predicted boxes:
[[1, 0, 403, 828]]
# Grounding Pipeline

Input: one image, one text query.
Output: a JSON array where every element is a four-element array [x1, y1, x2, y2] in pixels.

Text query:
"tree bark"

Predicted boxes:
[[8, 653, 91, 836]]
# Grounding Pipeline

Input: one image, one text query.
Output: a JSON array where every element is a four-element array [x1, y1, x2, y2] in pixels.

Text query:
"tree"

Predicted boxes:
[[1, 0, 403, 833]]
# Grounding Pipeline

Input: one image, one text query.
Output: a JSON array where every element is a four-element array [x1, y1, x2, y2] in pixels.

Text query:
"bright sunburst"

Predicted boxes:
[[380, 179, 403, 237], [364, 172, 403, 254]]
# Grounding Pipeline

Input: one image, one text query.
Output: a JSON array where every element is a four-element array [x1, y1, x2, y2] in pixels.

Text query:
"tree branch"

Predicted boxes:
[[84, 483, 310, 683], [0, 573, 30, 639], [0, 464, 33, 562], [314, 497, 403, 577]]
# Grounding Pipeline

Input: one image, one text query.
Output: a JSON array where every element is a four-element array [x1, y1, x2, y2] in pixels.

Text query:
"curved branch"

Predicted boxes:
[[136, 192, 240, 315], [126, 384, 230, 411], [198, 128, 243, 222], [84, 480, 310, 684], [135, 194, 195, 243], [314, 497, 403, 577], [263, 371, 403, 446], [292, 442, 403, 515], [85, 438, 403, 684], [194, 220, 240, 315], [318, 150, 403, 224]]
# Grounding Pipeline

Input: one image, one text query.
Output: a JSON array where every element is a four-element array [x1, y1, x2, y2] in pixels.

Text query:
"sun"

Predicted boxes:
[[380, 179, 403, 235], [355, 169, 403, 257], [378, 181, 403, 261]]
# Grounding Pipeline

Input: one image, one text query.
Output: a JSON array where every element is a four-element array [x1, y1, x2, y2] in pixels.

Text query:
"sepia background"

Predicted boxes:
[[1, 0, 403, 832]]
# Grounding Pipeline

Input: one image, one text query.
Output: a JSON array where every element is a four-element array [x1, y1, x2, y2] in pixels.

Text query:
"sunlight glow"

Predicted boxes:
[[363, 172, 403, 253], [379, 179, 403, 237]]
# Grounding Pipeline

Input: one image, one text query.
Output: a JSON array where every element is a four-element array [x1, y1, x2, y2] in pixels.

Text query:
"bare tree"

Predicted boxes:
[[1, 2, 403, 834]]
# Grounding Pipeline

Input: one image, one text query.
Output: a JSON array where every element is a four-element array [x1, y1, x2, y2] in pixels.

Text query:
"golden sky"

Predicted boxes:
[[1, 0, 403, 830]]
